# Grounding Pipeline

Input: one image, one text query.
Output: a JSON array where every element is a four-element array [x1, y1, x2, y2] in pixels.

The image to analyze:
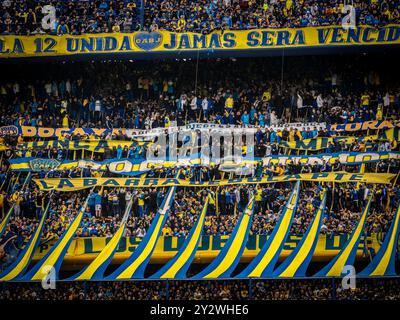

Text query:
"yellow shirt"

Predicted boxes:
[[255, 189, 263, 201], [376, 106, 383, 121], [92, 171, 102, 177], [162, 226, 172, 236], [262, 90, 271, 102], [207, 192, 215, 205], [225, 97, 234, 109], [289, 130, 295, 142], [361, 95, 370, 106], [138, 194, 145, 206], [12, 192, 21, 204], [62, 115, 69, 128]]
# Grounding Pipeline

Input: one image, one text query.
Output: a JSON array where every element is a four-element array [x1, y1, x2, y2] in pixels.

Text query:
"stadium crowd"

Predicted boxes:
[[1, 0, 400, 35], [143, 0, 400, 32], [0, 53, 399, 273], [1, 178, 398, 272], [1, 56, 399, 132], [1, 278, 400, 300], [0, 0, 399, 305]]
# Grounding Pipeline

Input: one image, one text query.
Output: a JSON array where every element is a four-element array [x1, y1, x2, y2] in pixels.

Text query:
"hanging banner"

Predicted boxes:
[[0, 173, 31, 239], [0, 126, 123, 138], [272, 192, 327, 278], [1, 25, 399, 59], [21, 194, 90, 281], [259, 151, 400, 166], [0, 207, 13, 240], [0, 200, 51, 281], [150, 198, 209, 279], [278, 135, 377, 151], [31, 233, 384, 266], [17, 139, 149, 153], [1, 120, 399, 140], [0, 122, 326, 139], [106, 184, 177, 280], [192, 199, 255, 279], [32, 173, 395, 191], [358, 204, 400, 277], [327, 120, 400, 132], [9, 152, 400, 175], [69, 198, 133, 281], [379, 127, 400, 148], [314, 195, 372, 277], [237, 181, 300, 278]]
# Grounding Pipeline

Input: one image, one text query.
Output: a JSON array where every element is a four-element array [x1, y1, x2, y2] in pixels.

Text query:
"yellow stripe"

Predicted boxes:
[[116, 216, 163, 279], [30, 207, 85, 280], [370, 206, 400, 276], [9, 163, 29, 170], [160, 198, 209, 278], [325, 197, 371, 276], [249, 188, 298, 277], [203, 200, 254, 279], [0, 207, 13, 235], [75, 222, 126, 280], [278, 193, 325, 277], [116, 189, 175, 279], [0, 203, 49, 281]]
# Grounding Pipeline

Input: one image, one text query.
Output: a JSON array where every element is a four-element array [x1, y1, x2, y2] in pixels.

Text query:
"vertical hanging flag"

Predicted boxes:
[[358, 204, 400, 277], [69, 198, 134, 281], [150, 198, 209, 279], [314, 195, 372, 277], [192, 198, 255, 279], [106, 185, 176, 280], [21, 194, 91, 281], [0, 173, 31, 239], [0, 200, 51, 281], [236, 181, 300, 278], [0, 207, 14, 240], [272, 191, 327, 278]]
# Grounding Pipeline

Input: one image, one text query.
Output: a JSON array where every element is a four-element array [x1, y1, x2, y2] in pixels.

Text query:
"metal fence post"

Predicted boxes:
[[249, 278, 253, 300], [84, 281, 87, 300], [331, 277, 336, 300], [166, 279, 169, 301]]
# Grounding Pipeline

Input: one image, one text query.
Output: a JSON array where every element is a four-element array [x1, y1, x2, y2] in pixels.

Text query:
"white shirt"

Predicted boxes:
[[202, 98, 208, 110], [66, 80, 71, 93], [317, 94, 324, 108], [190, 97, 198, 110], [95, 100, 101, 112], [265, 145, 272, 156], [12, 83, 19, 94], [270, 112, 278, 125], [297, 94, 303, 109], [383, 93, 390, 107], [331, 73, 337, 86]]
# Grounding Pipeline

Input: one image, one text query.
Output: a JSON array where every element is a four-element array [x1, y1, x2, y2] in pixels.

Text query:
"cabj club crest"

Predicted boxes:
[[133, 32, 163, 51]]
